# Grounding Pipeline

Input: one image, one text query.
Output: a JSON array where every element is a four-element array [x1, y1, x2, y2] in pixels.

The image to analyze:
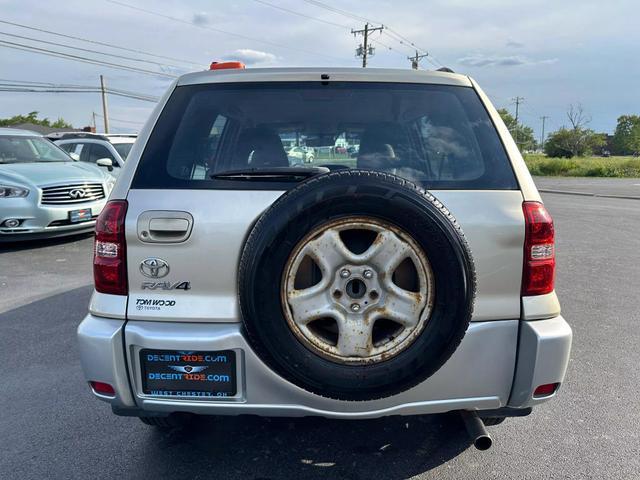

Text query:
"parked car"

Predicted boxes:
[[52, 132, 136, 175], [0, 128, 114, 240], [78, 65, 571, 448], [287, 145, 315, 164]]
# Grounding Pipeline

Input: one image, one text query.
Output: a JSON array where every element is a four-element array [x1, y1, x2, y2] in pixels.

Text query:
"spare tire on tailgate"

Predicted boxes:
[[238, 170, 476, 401]]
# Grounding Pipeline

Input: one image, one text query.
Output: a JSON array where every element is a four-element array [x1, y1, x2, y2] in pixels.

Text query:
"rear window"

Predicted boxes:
[[133, 82, 517, 190]]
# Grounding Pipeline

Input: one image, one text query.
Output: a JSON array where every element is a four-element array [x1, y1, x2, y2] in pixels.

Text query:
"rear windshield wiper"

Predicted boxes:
[[211, 166, 330, 181]]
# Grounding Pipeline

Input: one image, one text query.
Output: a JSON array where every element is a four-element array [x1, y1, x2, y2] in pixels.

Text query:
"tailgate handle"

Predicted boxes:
[[137, 211, 193, 243]]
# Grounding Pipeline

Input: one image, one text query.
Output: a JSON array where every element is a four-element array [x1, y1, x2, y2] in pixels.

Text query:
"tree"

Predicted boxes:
[[497, 108, 536, 151], [612, 115, 640, 155], [543, 104, 603, 158], [0, 111, 72, 128]]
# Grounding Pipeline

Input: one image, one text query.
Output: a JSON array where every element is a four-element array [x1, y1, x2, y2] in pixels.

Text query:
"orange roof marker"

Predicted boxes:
[[210, 61, 246, 70]]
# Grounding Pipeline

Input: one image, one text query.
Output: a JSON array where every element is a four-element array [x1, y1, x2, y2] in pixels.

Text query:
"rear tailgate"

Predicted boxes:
[[125, 189, 524, 322]]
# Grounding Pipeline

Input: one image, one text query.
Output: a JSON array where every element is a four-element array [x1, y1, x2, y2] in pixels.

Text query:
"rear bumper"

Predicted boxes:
[[77, 315, 571, 419]]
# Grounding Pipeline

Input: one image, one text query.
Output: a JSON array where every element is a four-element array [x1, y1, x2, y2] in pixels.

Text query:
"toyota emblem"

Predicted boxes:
[[139, 258, 170, 278]]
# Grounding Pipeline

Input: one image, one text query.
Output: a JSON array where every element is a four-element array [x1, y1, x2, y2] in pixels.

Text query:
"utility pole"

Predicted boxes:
[[540, 115, 549, 151], [511, 96, 524, 147], [408, 50, 429, 70], [100, 75, 110, 134], [92, 112, 97, 132], [352, 23, 384, 68]]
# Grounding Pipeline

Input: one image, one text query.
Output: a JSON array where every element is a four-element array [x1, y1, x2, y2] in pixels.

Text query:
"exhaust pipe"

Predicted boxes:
[[460, 410, 493, 451]]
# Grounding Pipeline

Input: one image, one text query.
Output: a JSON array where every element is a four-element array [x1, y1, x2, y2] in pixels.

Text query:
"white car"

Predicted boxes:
[[0, 128, 114, 240], [77, 65, 571, 449], [287, 146, 315, 164], [53, 133, 136, 174]]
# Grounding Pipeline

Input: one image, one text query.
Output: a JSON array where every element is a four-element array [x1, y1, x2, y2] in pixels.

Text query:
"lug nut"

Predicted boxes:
[[350, 303, 361, 312], [363, 269, 373, 279], [340, 269, 351, 278]]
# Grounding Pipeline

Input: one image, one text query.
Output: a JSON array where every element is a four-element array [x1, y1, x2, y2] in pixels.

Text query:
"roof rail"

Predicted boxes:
[[50, 132, 110, 141], [437, 67, 455, 73], [105, 134, 137, 138]]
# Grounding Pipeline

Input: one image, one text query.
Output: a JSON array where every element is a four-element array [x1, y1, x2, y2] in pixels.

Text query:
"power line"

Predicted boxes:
[[0, 87, 158, 103], [252, 0, 350, 29], [0, 79, 160, 101], [301, 0, 376, 24], [408, 50, 429, 70], [300, 0, 444, 66], [106, 0, 347, 61], [0, 30, 188, 70], [94, 112, 144, 125], [250, 0, 412, 63], [0, 79, 160, 102], [352, 23, 384, 68], [0, 19, 202, 67], [0, 39, 177, 78]]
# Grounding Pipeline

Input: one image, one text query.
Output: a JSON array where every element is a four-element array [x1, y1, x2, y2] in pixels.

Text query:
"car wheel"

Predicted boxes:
[[238, 170, 476, 401]]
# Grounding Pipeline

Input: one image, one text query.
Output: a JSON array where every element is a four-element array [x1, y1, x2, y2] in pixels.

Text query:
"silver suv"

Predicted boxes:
[[78, 66, 571, 448]]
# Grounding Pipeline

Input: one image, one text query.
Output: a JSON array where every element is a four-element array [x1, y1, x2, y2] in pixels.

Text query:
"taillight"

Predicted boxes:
[[94, 200, 128, 295], [522, 201, 555, 296]]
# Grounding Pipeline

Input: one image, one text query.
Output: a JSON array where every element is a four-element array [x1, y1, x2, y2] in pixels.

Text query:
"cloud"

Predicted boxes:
[[192, 12, 209, 26], [506, 40, 525, 48], [457, 54, 557, 67], [224, 49, 277, 65]]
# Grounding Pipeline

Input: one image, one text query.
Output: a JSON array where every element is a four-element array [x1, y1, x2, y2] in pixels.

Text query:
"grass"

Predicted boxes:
[[524, 154, 640, 178]]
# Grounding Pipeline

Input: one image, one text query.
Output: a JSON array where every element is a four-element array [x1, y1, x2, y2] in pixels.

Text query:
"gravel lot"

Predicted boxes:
[[1, 180, 638, 479]]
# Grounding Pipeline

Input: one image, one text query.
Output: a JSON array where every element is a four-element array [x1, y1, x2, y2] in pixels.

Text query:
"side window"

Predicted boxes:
[[88, 144, 115, 164], [59, 143, 76, 153]]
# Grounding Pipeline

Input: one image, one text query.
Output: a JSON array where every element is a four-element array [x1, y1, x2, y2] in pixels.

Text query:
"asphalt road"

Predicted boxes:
[[1, 182, 639, 479]]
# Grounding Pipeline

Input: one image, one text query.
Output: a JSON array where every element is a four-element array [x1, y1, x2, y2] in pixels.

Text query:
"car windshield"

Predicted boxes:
[[113, 142, 133, 160], [0, 136, 73, 164], [134, 82, 517, 190]]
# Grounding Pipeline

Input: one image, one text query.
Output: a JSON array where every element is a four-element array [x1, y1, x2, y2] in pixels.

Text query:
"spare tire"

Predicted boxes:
[[238, 170, 475, 401]]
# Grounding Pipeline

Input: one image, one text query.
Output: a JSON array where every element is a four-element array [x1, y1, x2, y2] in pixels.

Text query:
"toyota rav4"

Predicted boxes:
[[77, 64, 572, 449]]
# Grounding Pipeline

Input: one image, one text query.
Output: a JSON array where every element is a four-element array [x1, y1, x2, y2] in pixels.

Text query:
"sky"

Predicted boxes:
[[0, 0, 637, 137]]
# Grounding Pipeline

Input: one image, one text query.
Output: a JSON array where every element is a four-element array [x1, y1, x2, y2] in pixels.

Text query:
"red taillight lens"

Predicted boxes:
[[533, 382, 559, 397], [89, 381, 116, 396], [522, 201, 555, 296], [94, 200, 128, 295]]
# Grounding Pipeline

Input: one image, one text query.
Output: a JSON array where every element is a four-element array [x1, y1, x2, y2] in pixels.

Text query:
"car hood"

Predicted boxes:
[[0, 162, 108, 188]]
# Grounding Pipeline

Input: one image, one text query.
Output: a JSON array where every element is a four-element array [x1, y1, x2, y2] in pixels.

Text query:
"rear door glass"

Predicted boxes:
[[134, 82, 517, 190]]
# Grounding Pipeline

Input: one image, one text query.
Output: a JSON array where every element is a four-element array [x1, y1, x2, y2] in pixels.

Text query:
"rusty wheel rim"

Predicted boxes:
[[281, 217, 435, 365]]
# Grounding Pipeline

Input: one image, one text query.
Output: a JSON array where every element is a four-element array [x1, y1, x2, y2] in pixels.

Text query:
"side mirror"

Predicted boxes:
[[69, 152, 80, 161], [96, 158, 114, 172]]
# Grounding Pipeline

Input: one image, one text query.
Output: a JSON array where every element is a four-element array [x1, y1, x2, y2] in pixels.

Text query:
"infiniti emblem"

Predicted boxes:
[[140, 258, 170, 278], [69, 188, 86, 199]]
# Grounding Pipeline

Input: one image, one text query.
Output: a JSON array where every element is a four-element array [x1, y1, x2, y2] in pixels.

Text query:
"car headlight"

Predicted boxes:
[[0, 185, 29, 198]]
